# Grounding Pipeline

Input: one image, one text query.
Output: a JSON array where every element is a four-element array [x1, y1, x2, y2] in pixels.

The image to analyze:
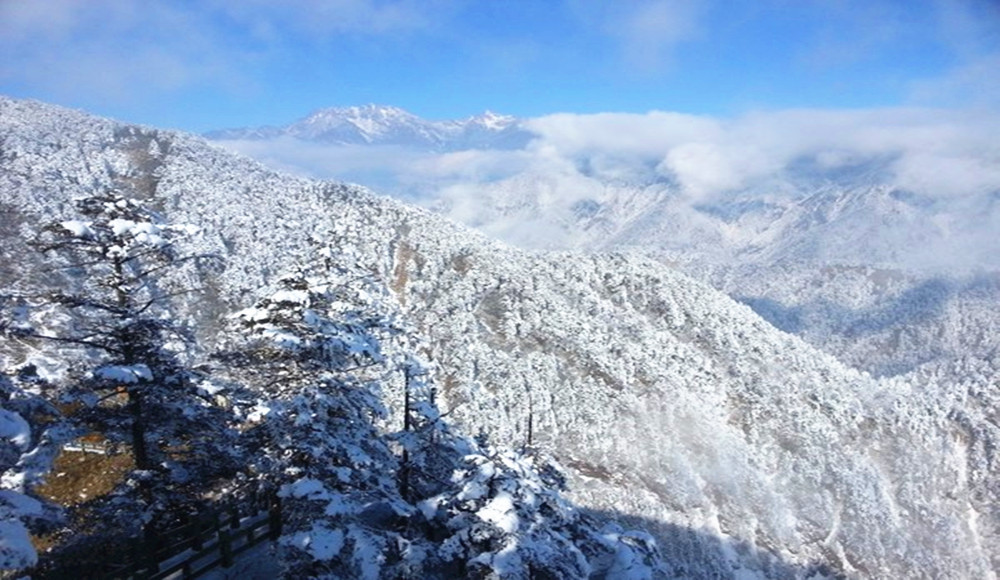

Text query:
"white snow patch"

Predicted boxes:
[[0, 491, 43, 517], [108, 218, 167, 246], [0, 410, 30, 450], [246, 401, 272, 422], [261, 328, 302, 347], [95, 364, 153, 383], [281, 477, 331, 501], [285, 523, 344, 560], [58, 220, 94, 238], [418, 496, 444, 520], [270, 290, 309, 305], [476, 492, 518, 534], [197, 380, 225, 396], [0, 518, 37, 569], [232, 306, 271, 322], [108, 218, 138, 236]]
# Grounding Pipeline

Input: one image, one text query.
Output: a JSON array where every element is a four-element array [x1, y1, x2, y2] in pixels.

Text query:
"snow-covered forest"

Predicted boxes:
[[213, 105, 1000, 383], [1, 96, 998, 579]]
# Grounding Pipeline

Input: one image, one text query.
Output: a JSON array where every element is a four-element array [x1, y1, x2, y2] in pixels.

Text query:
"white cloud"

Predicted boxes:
[[613, 0, 704, 70], [221, 107, 1000, 204], [524, 112, 721, 159], [0, 0, 447, 106], [568, 0, 705, 72], [908, 54, 1000, 110], [0, 1, 238, 104], [521, 108, 999, 200], [212, 104, 1000, 267], [660, 141, 767, 197], [208, 0, 446, 40]]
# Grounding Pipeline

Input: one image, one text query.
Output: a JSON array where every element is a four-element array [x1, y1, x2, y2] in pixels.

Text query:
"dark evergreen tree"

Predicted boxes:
[[19, 192, 241, 531], [219, 262, 664, 578], [220, 268, 415, 577], [420, 446, 661, 579]]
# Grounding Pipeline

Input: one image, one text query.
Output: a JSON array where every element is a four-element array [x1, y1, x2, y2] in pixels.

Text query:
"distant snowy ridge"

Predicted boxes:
[[2, 95, 998, 578], [205, 105, 1000, 380], [206, 104, 532, 150]]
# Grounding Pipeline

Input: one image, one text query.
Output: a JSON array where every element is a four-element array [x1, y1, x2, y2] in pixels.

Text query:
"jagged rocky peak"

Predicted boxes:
[[465, 109, 517, 130], [296, 103, 422, 133], [206, 103, 531, 149]]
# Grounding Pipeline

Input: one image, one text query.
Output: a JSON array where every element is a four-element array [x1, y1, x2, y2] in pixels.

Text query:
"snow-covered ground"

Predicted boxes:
[[2, 96, 998, 578]]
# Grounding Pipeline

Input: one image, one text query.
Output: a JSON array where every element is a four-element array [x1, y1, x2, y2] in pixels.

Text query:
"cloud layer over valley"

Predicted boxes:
[[214, 105, 1000, 272]]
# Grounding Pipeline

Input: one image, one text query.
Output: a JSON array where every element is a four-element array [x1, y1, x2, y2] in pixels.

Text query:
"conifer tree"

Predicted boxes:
[[221, 267, 411, 576], [22, 192, 239, 522]]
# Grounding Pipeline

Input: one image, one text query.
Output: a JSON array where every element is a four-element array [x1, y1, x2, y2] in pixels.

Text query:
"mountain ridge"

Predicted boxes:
[[204, 105, 1000, 379], [3, 95, 998, 578], [205, 104, 530, 150]]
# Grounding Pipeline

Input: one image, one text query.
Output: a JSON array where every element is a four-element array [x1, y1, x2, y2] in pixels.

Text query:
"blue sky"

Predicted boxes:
[[0, 0, 997, 132]]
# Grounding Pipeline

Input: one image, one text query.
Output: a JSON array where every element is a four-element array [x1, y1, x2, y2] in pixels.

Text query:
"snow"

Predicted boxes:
[[233, 306, 270, 322], [0, 409, 31, 449], [108, 218, 138, 236], [58, 219, 94, 238], [4, 95, 998, 579], [281, 478, 331, 501], [417, 496, 443, 520], [269, 289, 309, 305], [602, 528, 657, 580], [261, 328, 302, 347], [0, 491, 43, 517], [208, 103, 528, 149], [0, 518, 37, 569], [469, 543, 522, 576], [197, 379, 225, 396], [246, 401, 272, 422], [285, 523, 344, 561], [476, 492, 518, 534], [94, 364, 153, 383]]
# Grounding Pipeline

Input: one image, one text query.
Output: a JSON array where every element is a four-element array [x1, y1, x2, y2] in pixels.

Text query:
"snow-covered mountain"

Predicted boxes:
[[206, 107, 1000, 380], [3, 96, 999, 578], [206, 104, 532, 150]]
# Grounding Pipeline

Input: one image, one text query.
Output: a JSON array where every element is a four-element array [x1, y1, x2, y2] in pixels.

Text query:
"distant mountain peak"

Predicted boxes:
[[467, 110, 516, 130], [206, 105, 532, 149], [304, 104, 417, 122]]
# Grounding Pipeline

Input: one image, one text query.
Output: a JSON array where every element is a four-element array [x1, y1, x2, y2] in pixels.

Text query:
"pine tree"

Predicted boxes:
[[21, 192, 240, 527], [221, 267, 413, 577], [421, 446, 662, 579]]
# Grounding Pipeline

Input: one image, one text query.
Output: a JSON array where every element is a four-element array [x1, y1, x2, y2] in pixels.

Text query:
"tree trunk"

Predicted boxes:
[[129, 389, 150, 471]]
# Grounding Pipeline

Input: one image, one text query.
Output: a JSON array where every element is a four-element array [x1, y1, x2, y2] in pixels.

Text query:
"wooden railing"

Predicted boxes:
[[106, 491, 282, 580]]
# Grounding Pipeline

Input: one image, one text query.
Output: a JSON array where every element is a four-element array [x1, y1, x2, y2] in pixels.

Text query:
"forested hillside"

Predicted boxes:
[[2, 97, 997, 578]]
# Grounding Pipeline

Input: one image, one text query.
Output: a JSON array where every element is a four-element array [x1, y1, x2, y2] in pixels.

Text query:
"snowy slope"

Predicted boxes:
[[2, 96, 998, 578], [206, 108, 1000, 380]]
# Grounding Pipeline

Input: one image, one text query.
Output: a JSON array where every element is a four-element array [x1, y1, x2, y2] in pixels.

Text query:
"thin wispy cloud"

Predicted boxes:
[[208, 0, 447, 39], [1, 0, 996, 130], [607, 0, 705, 72], [0, 0, 236, 106]]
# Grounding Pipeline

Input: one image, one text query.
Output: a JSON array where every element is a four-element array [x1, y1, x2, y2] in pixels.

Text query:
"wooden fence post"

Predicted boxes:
[[219, 528, 234, 568], [106, 489, 287, 578], [128, 537, 143, 578], [229, 501, 241, 530], [191, 514, 205, 551], [143, 526, 160, 575], [268, 494, 283, 541]]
